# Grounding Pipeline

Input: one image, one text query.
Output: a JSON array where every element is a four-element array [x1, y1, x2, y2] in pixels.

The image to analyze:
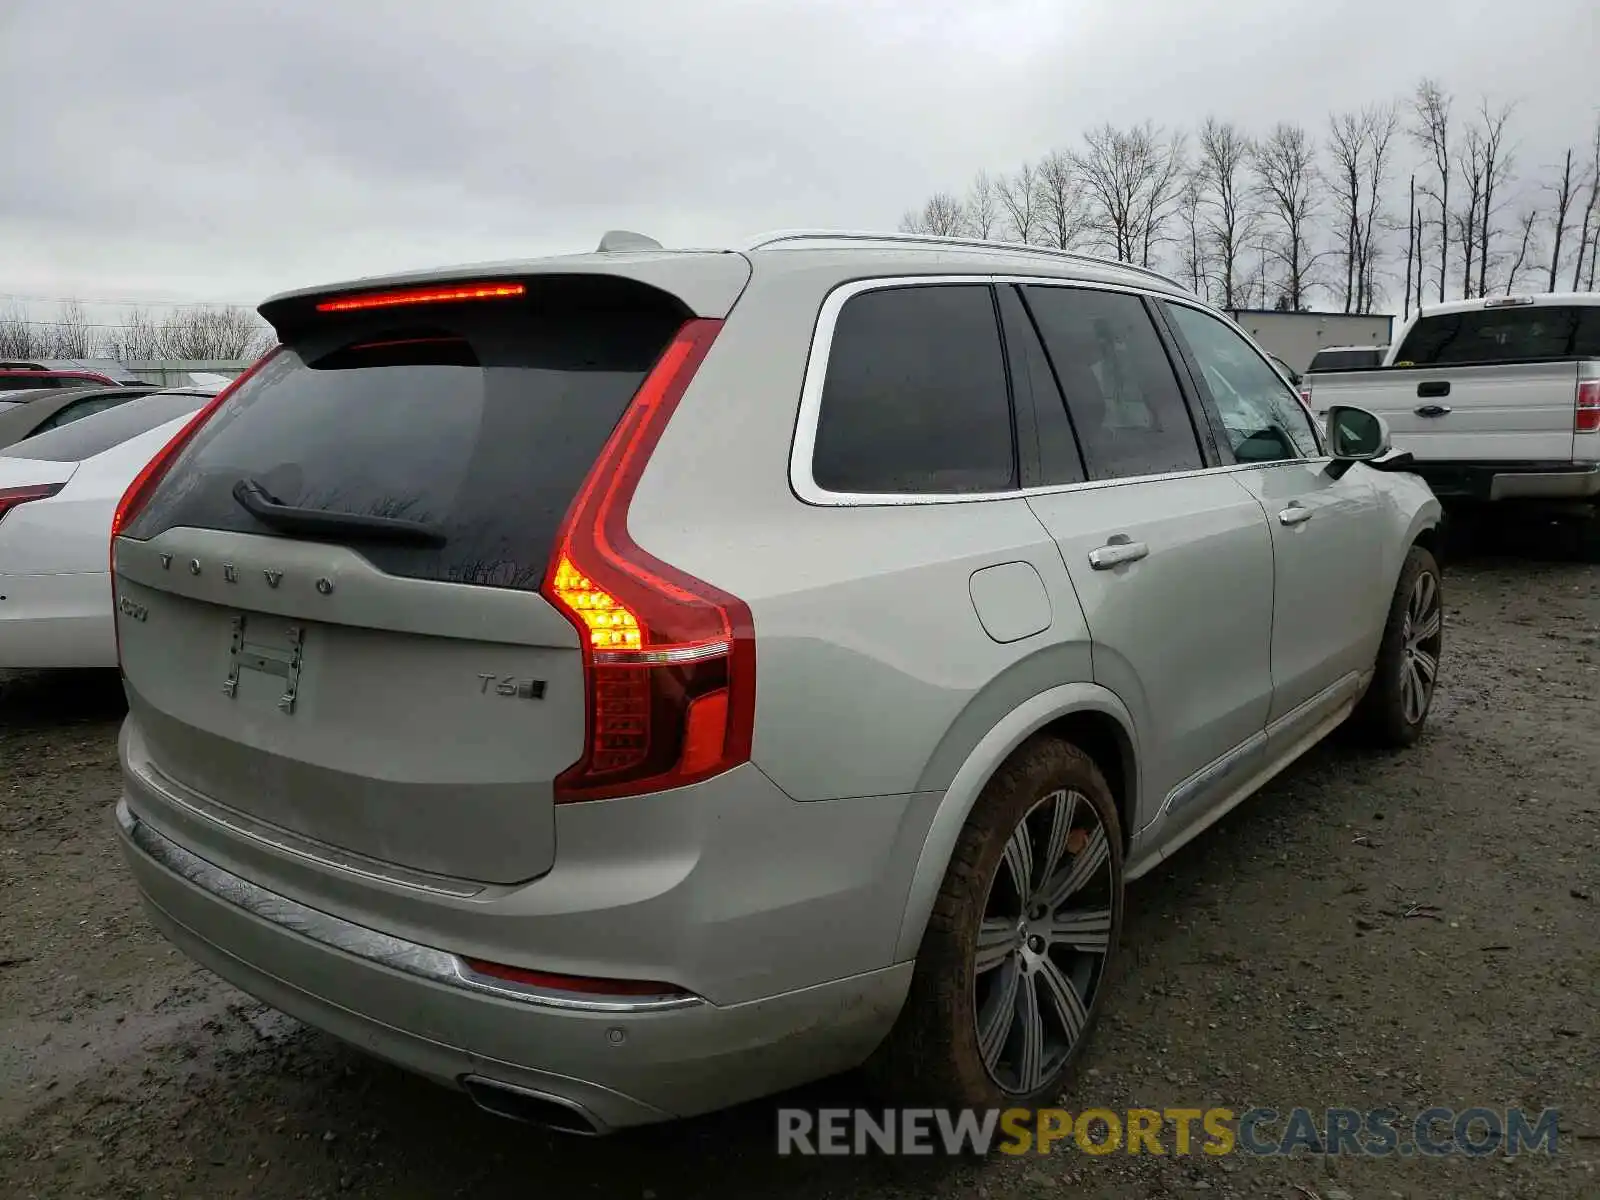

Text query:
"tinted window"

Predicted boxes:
[[1023, 286, 1202, 480], [1308, 348, 1383, 371], [996, 285, 1084, 486], [8, 391, 206, 462], [0, 376, 59, 390], [126, 288, 684, 591], [812, 284, 1014, 494], [1394, 305, 1600, 366], [34, 393, 132, 433], [1166, 303, 1321, 463]]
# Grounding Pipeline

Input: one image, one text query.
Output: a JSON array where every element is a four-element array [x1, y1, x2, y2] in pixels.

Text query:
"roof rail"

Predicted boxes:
[[743, 229, 1186, 291]]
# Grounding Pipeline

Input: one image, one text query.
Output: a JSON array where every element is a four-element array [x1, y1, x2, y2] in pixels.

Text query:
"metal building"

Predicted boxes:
[[1226, 310, 1395, 373]]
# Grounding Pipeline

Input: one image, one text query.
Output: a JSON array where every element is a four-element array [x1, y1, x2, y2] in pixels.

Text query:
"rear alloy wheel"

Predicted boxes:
[[1354, 545, 1443, 747], [974, 786, 1115, 1096], [870, 738, 1124, 1108]]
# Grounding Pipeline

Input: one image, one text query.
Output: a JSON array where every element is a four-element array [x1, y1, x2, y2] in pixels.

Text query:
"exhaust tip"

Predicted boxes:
[[461, 1076, 606, 1136]]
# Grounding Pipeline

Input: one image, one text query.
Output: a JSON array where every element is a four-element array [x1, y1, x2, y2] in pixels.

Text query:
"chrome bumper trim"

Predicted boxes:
[[116, 800, 703, 1014]]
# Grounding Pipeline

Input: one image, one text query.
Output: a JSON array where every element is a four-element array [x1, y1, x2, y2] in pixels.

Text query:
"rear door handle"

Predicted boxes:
[[1415, 403, 1452, 418], [1278, 503, 1314, 527], [1088, 539, 1149, 570], [1416, 380, 1451, 398]]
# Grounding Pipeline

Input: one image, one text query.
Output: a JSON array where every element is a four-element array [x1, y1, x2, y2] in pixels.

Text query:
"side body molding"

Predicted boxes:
[[891, 682, 1140, 962]]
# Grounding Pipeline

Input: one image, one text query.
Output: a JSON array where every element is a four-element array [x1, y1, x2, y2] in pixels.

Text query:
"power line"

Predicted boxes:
[[0, 290, 259, 309]]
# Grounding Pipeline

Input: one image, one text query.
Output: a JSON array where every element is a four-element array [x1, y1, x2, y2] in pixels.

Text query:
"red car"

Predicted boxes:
[[0, 364, 125, 391]]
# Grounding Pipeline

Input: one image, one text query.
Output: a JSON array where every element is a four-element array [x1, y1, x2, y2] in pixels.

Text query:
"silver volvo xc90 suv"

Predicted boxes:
[[111, 230, 1444, 1133]]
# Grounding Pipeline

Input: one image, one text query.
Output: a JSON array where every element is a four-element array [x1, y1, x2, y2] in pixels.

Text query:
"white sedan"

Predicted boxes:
[[0, 388, 217, 669]]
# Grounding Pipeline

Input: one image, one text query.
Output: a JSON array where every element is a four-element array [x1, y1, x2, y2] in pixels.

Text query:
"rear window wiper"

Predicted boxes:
[[232, 477, 447, 547]]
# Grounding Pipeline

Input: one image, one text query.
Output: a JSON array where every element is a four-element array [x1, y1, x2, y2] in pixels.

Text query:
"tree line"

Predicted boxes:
[[0, 299, 273, 362], [899, 78, 1600, 317]]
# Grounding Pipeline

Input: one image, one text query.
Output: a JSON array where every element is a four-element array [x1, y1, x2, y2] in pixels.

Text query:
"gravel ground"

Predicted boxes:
[[2, 509, 1597, 1200]]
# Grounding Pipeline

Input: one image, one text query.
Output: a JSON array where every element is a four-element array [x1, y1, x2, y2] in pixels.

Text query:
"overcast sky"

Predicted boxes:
[[1, 0, 1595, 311]]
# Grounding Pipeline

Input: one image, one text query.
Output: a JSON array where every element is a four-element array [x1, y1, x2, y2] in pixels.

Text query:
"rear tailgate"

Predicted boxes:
[[1310, 361, 1582, 463], [113, 261, 749, 885]]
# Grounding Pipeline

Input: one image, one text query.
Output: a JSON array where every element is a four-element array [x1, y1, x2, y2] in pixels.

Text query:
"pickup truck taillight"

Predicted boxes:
[[1577, 380, 1600, 434]]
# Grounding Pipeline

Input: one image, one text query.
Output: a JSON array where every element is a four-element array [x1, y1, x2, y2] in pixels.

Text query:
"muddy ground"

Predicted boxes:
[[2, 509, 1597, 1199]]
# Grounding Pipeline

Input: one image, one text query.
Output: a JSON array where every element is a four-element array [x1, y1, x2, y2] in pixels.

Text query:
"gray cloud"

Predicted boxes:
[[2, 0, 1594, 306]]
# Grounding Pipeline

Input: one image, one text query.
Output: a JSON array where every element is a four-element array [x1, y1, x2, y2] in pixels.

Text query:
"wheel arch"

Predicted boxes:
[[892, 683, 1140, 962]]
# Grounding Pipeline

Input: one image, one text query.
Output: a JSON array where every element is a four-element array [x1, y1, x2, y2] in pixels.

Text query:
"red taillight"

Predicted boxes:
[[1576, 379, 1600, 434], [109, 347, 281, 665], [0, 483, 64, 523], [540, 317, 754, 804], [459, 958, 689, 998], [314, 281, 525, 313]]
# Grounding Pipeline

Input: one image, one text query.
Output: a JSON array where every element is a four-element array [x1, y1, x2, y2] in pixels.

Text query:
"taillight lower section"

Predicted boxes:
[[459, 958, 690, 999], [0, 483, 64, 524], [541, 318, 755, 804], [1576, 379, 1600, 435]]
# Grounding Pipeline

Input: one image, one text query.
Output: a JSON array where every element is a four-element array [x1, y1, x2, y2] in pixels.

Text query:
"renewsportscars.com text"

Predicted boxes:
[[776, 1106, 1562, 1157]]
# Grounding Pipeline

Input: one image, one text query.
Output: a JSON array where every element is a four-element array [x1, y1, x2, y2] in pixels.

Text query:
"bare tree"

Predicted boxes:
[[1503, 209, 1540, 295], [157, 306, 272, 360], [1034, 150, 1089, 250], [1544, 148, 1581, 291], [0, 303, 49, 359], [1194, 118, 1258, 308], [1072, 121, 1187, 267], [1573, 118, 1600, 291], [50, 299, 97, 358], [1355, 103, 1398, 312], [1404, 174, 1418, 318], [103, 308, 167, 360], [1453, 121, 1487, 297], [1411, 78, 1454, 302], [1175, 172, 1210, 298], [899, 192, 967, 237], [1251, 122, 1319, 311], [966, 171, 999, 240], [996, 161, 1042, 244], [1474, 99, 1516, 298]]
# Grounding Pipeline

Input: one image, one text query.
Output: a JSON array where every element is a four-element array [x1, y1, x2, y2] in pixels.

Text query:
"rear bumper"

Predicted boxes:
[[115, 800, 912, 1129], [1408, 462, 1600, 502]]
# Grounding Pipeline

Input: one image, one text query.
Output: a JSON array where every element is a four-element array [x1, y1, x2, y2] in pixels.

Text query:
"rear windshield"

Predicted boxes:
[[125, 283, 686, 591], [1308, 348, 1383, 371], [8, 391, 206, 462], [1394, 305, 1600, 366]]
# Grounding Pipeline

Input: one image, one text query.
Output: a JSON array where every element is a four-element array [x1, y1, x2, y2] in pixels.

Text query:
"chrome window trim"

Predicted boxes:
[[788, 274, 1326, 509], [118, 800, 704, 1014]]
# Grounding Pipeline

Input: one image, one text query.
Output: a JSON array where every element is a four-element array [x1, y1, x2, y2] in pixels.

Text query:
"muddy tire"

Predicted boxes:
[[1353, 545, 1443, 748], [869, 736, 1124, 1109]]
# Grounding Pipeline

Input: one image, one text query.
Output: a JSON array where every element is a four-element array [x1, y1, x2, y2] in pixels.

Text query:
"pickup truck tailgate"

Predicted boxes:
[[1312, 360, 1581, 463]]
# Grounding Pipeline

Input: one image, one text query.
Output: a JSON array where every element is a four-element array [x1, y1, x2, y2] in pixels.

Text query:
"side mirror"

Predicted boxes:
[[1326, 405, 1391, 461]]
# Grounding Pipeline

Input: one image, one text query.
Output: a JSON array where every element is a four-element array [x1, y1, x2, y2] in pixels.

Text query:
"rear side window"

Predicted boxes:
[[126, 284, 686, 591], [0, 376, 59, 390], [8, 391, 205, 461], [811, 284, 1015, 495], [33, 393, 133, 433], [1308, 348, 1382, 371], [1395, 305, 1600, 365], [1023, 286, 1203, 481]]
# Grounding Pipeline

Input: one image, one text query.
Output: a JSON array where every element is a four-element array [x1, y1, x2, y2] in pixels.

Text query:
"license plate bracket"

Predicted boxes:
[[223, 614, 306, 714]]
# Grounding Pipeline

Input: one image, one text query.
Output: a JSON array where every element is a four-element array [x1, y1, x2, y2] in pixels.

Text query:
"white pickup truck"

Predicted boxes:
[[1301, 293, 1600, 505]]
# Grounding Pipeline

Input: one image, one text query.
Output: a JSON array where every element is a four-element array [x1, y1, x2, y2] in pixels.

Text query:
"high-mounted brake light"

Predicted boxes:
[[315, 281, 526, 313], [0, 483, 64, 524], [1576, 379, 1600, 435], [541, 318, 754, 803], [109, 347, 282, 666]]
